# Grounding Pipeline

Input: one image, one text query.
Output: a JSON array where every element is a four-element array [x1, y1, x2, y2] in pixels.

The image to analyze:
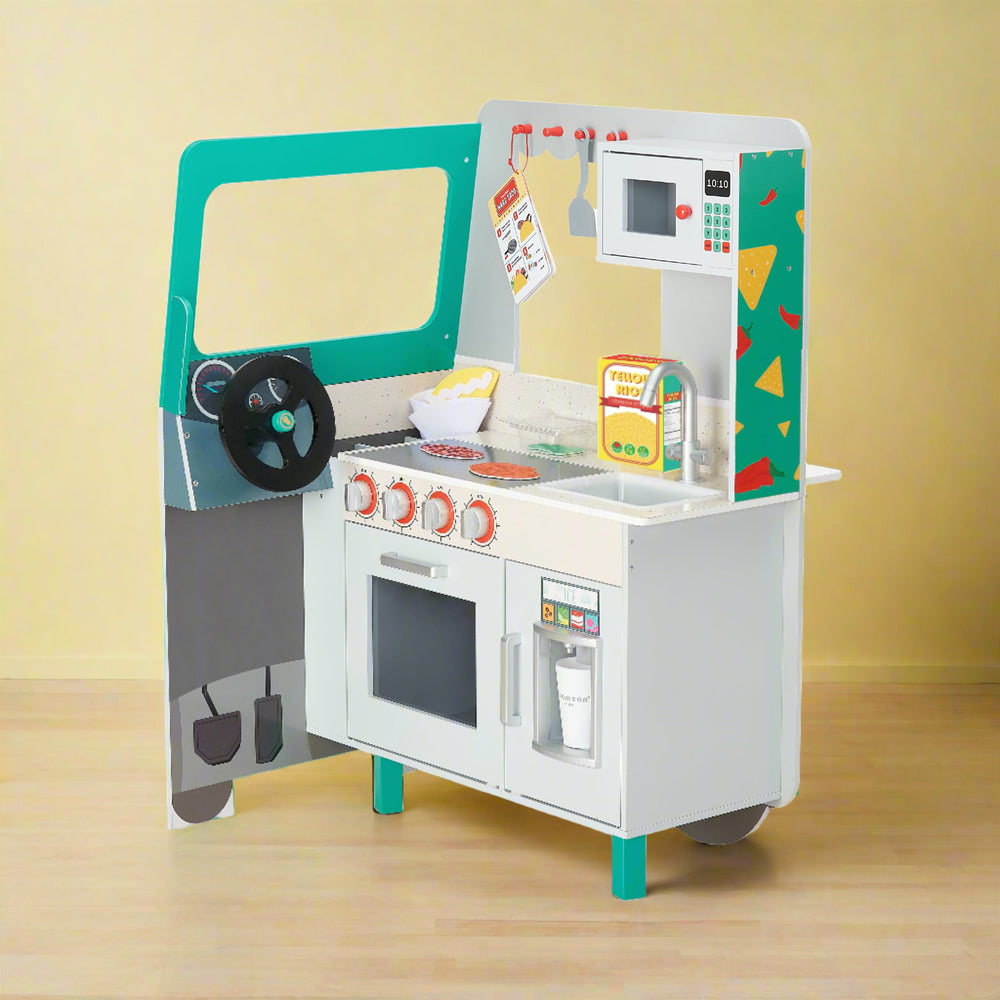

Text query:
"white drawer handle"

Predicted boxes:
[[380, 553, 449, 579]]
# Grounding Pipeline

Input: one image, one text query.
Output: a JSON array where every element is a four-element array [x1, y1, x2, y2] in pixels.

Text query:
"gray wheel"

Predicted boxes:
[[677, 803, 769, 845]]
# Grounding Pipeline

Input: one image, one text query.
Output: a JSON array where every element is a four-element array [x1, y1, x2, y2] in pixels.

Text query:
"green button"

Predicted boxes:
[[722, 204, 730, 216], [704, 227, 712, 238], [713, 240, 721, 252], [704, 215, 712, 227], [723, 229, 730, 241], [714, 228, 721, 240], [714, 213, 722, 224], [714, 202, 722, 213], [271, 409, 295, 433]]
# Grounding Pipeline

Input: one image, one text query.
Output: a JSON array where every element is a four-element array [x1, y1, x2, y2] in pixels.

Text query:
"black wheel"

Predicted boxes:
[[218, 355, 335, 492], [677, 804, 769, 846]]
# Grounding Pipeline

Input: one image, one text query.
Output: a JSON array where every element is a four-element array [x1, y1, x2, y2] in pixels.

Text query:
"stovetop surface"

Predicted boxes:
[[349, 439, 605, 489]]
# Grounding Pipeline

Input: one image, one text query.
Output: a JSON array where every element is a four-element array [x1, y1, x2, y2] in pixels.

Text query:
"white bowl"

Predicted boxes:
[[409, 397, 491, 438]]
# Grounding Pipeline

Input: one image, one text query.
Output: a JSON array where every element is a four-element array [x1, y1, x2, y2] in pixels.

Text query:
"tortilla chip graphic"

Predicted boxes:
[[512, 271, 528, 294], [796, 209, 805, 233], [735, 420, 744, 434], [738, 245, 777, 310], [756, 357, 783, 397], [778, 420, 790, 437]]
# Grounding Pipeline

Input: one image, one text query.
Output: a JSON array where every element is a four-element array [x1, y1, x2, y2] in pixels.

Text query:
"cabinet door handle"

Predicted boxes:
[[379, 553, 448, 578], [500, 632, 521, 726]]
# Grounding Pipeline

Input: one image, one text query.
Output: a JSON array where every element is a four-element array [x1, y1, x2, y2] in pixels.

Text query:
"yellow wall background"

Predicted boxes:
[[2, 0, 997, 680]]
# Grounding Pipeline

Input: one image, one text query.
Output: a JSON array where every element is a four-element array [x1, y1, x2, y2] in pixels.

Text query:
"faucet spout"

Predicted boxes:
[[638, 361, 710, 483]]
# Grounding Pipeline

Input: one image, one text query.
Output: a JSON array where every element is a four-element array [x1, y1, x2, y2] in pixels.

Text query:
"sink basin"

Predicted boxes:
[[541, 472, 721, 508]]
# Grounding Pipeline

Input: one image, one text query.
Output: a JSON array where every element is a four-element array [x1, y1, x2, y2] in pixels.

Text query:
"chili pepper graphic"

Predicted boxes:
[[735, 456, 785, 493], [759, 188, 777, 206], [737, 322, 753, 359], [779, 304, 801, 330]]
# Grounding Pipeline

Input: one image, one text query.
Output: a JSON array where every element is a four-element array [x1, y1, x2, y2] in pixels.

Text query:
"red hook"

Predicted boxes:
[[512, 123, 533, 135], [606, 130, 629, 141], [574, 127, 596, 140], [542, 126, 564, 137]]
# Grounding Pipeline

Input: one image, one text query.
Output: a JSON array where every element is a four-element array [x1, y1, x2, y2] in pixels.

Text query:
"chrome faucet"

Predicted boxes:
[[638, 361, 714, 483]]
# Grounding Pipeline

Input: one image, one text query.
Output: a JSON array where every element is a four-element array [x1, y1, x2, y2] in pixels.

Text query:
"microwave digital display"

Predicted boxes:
[[704, 170, 731, 198]]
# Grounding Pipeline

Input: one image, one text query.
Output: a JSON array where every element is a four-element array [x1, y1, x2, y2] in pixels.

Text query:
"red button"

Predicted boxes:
[[676, 204, 692, 220], [722, 242, 731, 253], [704, 240, 712, 251]]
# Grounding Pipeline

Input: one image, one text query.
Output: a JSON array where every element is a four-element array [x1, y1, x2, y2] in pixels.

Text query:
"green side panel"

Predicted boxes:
[[612, 834, 646, 900], [159, 124, 481, 415], [734, 149, 805, 500], [372, 755, 404, 815]]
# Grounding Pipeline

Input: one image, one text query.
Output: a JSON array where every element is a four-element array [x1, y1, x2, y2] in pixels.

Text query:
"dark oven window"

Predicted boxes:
[[371, 577, 477, 728], [625, 178, 676, 236]]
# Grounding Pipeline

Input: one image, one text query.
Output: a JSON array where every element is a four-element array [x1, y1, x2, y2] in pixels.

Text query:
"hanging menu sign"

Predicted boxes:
[[489, 171, 556, 304]]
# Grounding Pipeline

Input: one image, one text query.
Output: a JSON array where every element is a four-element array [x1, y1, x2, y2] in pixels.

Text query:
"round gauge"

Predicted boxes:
[[268, 377, 288, 403], [247, 391, 265, 411], [191, 359, 236, 420]]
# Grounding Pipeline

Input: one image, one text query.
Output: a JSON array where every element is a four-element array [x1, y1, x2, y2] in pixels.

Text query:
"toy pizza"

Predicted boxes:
[[468, 462, 540, 481]]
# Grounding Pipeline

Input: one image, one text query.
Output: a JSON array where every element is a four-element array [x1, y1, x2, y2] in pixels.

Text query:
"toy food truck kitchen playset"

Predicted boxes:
[[160, 100, 840, 900]]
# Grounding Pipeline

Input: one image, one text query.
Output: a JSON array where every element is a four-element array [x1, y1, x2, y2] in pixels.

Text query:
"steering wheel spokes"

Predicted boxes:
[[218, 355, 336, 492]]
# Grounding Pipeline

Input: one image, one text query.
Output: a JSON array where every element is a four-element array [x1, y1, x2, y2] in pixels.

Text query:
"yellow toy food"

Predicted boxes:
[[430, 366, 499, 401]]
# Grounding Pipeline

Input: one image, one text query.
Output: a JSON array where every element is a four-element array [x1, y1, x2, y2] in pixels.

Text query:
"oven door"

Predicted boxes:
[[345, 523, 503, 786], [600, 151, 704, 265]]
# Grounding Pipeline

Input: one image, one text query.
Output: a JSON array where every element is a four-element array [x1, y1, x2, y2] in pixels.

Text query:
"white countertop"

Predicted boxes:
[[343, 429, 841, 527]]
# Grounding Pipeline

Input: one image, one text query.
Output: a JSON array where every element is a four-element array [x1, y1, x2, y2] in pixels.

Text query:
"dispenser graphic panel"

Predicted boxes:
[[541, 577, 600, 635]]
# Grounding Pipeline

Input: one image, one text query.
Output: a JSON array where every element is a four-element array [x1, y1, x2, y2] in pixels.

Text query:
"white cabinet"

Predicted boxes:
[[502, 561, 623, 827]]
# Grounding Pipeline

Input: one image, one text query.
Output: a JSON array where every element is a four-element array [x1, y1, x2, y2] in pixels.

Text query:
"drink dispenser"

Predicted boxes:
[[532, 623, 601, 767]]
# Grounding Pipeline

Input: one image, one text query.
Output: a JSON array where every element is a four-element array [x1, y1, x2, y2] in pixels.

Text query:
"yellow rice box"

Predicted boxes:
[[598, 354, 682, 470]]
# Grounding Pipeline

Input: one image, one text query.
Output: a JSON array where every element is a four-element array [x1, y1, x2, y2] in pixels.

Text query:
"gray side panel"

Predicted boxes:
[[175, 659, 347, 793], [161, 410, 191, 510], [178, 413, 333, 511], [165, 496, 306, 697], [624, 503, 784, 833]]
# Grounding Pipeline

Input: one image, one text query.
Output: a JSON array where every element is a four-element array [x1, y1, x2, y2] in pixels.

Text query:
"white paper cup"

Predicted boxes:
[[555, 657, 592, 751]]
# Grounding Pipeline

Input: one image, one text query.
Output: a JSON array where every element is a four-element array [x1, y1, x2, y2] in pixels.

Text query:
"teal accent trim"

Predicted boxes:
[[612, 835, 646, 900], [372, 755, 404, 815], [271, 410, 295, 433], [159, 124, 482, 415]]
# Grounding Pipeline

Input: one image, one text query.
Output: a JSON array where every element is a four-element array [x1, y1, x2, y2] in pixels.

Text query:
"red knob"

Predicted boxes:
[[574, 127, 596, 140], [618, 130, 628, 140], [542, 126, 563, 137], [606, 132, 617, 141], [676, 204, 693, 220]]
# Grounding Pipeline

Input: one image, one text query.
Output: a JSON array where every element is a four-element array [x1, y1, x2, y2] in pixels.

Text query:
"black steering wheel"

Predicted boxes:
[[218, 355, 336, 492]]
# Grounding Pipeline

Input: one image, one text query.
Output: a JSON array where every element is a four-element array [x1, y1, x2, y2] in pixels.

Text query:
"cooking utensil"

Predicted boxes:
[[568, 137, 596, 238]]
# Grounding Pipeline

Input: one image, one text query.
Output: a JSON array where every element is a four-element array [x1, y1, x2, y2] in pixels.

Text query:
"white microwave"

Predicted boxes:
[[597, 139, 738, 271]]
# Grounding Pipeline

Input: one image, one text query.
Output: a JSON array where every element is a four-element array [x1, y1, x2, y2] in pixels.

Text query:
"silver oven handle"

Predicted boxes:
[[379, 552, 449, 579], [500, 632, 521, 726]]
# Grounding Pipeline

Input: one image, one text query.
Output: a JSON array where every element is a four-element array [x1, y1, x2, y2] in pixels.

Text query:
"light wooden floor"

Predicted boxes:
[[1, 681, 997, 999]]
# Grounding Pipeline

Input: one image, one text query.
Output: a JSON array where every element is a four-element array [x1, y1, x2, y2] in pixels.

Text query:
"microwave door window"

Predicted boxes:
[[625, 179, 677, 237], [370, 576, 478, 728]]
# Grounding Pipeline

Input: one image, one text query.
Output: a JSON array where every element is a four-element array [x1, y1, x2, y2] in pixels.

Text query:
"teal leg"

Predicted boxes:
[[612, 835, 646, 900], [372, 756, 404, 815]]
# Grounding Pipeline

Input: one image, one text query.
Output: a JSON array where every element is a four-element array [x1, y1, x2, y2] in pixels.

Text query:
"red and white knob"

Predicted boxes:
[[344, 473, 378, 516], [421, 491, 456, 535], [461, 500, 496, 545], [675, 204, 693, 220], [383, 482, 416, 525]]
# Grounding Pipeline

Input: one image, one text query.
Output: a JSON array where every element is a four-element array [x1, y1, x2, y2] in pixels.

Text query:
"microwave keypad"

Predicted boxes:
[[703, 201, 731, 253]]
